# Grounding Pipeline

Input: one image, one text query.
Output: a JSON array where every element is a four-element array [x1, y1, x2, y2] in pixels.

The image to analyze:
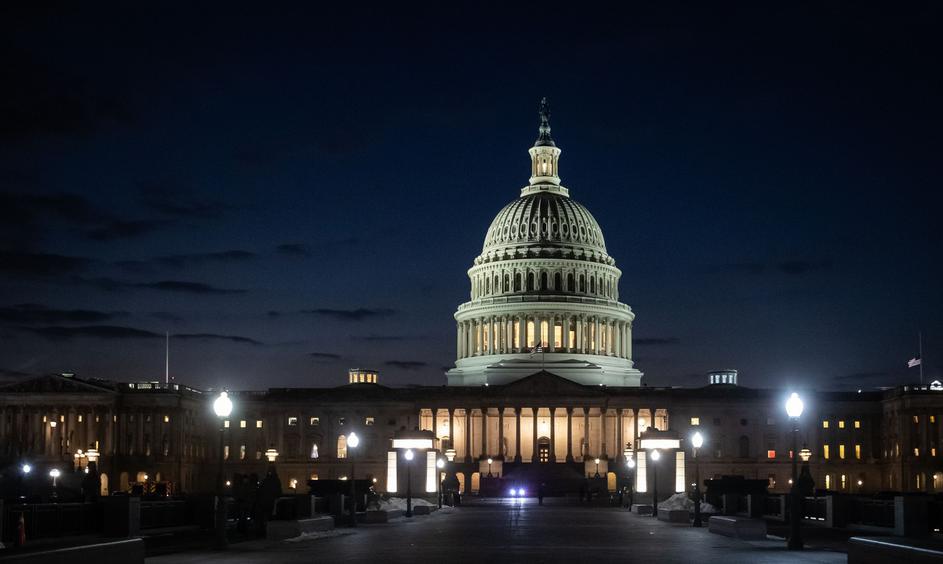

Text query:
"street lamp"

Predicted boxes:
[[691, 431, 704, 527], [650, 449, 661, 518], [594, 458, 601, 478], [404, 449, 414, 518], [213, 390, 233, 549], [624, 444, 635, 509], [785, 392, 804, 550], [437, 458, 445, 509], [49, 468, 60, 486], [487, 457, 493, 477], [21, 464, 31, 475], [347, 432, 360, 527]]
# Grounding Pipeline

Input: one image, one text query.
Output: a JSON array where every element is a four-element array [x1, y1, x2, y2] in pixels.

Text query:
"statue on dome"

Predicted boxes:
[[538, 97, 551, 126]]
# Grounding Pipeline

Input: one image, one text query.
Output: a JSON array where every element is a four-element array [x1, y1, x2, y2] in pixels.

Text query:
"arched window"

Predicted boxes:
[[738, 436, 750, 458], [337, 435, 348, 459], [540, 272, 548, 291], [504, 275, 510, 292], [579, 275, 585, 293], [514, 273, 522, 291], [527, 272, 535, 291], [554, 272, 562, 291], [567, 273, 574, 292], [310, 443, 319, 459], [590, 277, 596, 294]]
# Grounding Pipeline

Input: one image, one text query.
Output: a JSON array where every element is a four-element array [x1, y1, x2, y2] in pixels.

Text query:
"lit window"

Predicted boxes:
[[288, 417, 298, 426], [289, 478, 298, 489], [767, 450, 776, 459], [240, 445, 246, 460], [914, 415, 920, 424], [310, 417, 320, 426], [839, 444, 845, 459], [78, 415, 83, 423], [933, 448, 938, 457], [914, 448, 920, 457], [224, 445, 230, 460], [825, 474, 831, 489], [855, 444, 861, 459], [365, 417, 375, 426], [239, 420, 246, 428], [854, 420, 861, 429], [164, 415, 170, 423], [338, 417, 346, 426], [337, 435, 348, 459], [224, 420, 230, 428], [822, 420, 829, 429], [823, 444, 830, 459], [256, 420, 263, 429], [838, 420, 845, 429], [690, 417, 700, 426], [841, 474, 847, 490]]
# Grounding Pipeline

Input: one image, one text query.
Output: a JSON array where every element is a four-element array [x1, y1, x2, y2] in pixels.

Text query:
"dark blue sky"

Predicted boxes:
[[1, 4, 940, 391]]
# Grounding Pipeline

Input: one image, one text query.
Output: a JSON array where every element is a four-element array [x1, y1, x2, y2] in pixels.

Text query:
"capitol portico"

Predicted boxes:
[[448, 99, 642, 387]]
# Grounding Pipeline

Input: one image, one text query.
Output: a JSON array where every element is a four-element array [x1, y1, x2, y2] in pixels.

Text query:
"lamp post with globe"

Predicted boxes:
[[691, 431, 704, 527], [623, 444, 635, 509], [347, 432, 360, 527], [785, 392, 804, 550], [213, 391, 233, 549], [437, 458, 445, 509], [650, 449, 661, 518]]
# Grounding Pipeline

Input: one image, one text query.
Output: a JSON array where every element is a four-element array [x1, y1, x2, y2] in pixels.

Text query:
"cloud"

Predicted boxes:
[[720, 262, 767, 275], [0, 304, 126, 324], [22, 325, 161, 340], [716, 259, 833, 276], [632, 337, 681, 346], [0, 251, 93, 277], [139, 182, 232, 219], [149, 312, 184, 323], [0, 191, 112, 226], [301, 308, 396, 321], [384, 360, 428, 370], [84, 219, 172, 241], [174, 333, 263, 345], [154, 250, 256, 268], [309, 352, 342, 360], [80, 277, 246, 295], [267, 311, 281, 318], [276, 243, 311, 257]]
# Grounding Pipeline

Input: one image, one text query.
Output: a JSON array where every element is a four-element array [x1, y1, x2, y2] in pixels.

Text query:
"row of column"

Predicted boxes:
[[456, 314, 631, 359], [431, 407, 663, 463]]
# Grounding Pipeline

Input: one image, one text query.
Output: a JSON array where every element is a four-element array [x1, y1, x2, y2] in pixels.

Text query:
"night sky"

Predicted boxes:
[[1, 4, 940, 391]]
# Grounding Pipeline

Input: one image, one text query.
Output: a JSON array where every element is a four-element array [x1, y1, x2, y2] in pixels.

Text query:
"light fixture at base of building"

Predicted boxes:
[[445, 448, 457, 462], [265, 447, 279, 463], [799, 448, 812, 462]]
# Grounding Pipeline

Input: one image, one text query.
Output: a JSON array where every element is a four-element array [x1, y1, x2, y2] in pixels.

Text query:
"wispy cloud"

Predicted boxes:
[[22, 325, 161, 340], [84, 219, 171, 241], [276, 243, 310, 257], [0, 251, 92, 277], [302, 308, 396, 321], [154, 250, 256, 268], [352, 335, 425, 342], [0, 304, 126, 324], [174, 333, 262, 345], [139, 182, 232, 219], [149, 312, 184, 323], [309, 352, 342, 360], [80, 277, 246, 295]]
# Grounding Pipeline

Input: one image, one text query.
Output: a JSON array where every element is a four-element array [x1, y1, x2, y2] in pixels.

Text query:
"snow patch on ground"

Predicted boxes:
[[657, 492, 718, 513], [369, 497, 435, 512], [283, 529, 350, 543]]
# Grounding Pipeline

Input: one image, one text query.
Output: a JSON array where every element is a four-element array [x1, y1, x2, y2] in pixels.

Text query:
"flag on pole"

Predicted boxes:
[[530, 344, 543, 357], [908, 357, 922, 368]]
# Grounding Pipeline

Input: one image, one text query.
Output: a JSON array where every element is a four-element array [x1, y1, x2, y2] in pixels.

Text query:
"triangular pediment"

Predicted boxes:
[[0, 374, 116, 394], [493, 370, 601, 397]]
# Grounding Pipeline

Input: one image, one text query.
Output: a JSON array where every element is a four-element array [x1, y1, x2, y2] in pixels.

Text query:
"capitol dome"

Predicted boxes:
[[447, 99, 643, 388], [478, 192, 613, 266]]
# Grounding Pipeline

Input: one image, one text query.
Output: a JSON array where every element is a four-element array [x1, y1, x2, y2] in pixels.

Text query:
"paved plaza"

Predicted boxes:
[[148, 500, 847, 564]]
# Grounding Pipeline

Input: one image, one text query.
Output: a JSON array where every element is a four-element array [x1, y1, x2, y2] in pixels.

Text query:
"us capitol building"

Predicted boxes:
[[1, 103, 941, 503]]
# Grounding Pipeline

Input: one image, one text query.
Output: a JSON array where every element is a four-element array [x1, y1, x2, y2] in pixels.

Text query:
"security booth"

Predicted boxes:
[[388, 429, 438, 497], [637, 429, 684, 509]]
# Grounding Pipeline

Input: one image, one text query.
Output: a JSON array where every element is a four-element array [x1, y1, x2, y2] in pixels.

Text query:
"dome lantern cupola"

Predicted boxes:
[[523, 97, 568, 197]]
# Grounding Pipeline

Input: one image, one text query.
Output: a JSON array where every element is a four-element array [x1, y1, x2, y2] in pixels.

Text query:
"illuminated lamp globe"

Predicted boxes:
[[348, 432, 360, 449], [626, 458, 636, 469], [487, 458, 493, 465], [650, 449, 661, 462], [437, 458, 445, 469], [21, 464, 32, 475], [49, 469, 60, 478], [785, 393, 804, 419], [692, 431, 704, 449], [404, 449, 414, 461], [213, 391, 233, 418]]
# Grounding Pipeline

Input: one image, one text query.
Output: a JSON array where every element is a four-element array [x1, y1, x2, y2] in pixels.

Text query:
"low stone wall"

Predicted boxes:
[[657, 510, 688, 523], [0, 538, 144, 564], [707, 516, 767, 540], [361, 509, 405, 524]]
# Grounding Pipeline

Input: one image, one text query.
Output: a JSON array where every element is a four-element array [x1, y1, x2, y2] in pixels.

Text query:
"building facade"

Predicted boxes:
[[1, 103, 941, 501]]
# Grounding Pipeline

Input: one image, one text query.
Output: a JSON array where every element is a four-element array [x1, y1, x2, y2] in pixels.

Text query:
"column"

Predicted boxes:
[[498, 408, 505, 459], [562, 315, 570, 352], [432, 408, 438, 442], [626, 323, 632, 359], [476, 319, 483, 356], [481, 407, 488, 457], [600, 407, 607, 458], [583, 408, 590, 458], [566, 408, 574, 462], [550, 408, 556, 462], [594, 317, 601, 355], [531, 407, 539, 462], [448, 408, 454, 451], [548, 314, 556, 352], [518, 315, 526, 353], [465, 408, 472, 462], [515, 408, 522, 462], [457, 323, 463, 358], [577, 315, 584, 352], [617, 409, 623, 462]]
